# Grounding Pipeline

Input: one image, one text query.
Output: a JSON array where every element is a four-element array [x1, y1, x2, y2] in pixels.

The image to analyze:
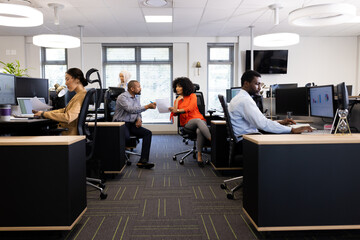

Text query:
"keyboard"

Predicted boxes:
[[12, 114, 34, 118], [302, 129, 332, 135]]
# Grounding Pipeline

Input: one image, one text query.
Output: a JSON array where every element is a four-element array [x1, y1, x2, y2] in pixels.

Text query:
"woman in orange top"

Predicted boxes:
[[169, 77, 211, 166]]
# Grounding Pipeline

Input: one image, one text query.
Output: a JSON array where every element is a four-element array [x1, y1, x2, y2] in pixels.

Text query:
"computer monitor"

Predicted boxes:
[[275, 87, 309, 116], [15, 76, 49, 104], [270, 83, 298, 97], [0, 73, 16, 105], [309, 85, 335, 118], [336, 82, 349, 110], [226, 87, 241, 102]]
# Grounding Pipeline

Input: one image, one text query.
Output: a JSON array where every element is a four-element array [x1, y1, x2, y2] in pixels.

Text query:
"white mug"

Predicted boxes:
[[0, 105, 11, 122]]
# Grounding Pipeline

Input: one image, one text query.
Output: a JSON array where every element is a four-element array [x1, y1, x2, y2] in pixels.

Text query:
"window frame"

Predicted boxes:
[[207, 43, 234, 110], [41, 47, 68, 80], [102, 44, 173, 124]]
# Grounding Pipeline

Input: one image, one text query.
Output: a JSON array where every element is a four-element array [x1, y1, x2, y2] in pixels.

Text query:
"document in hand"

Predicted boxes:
[[31, 97, 52, 111], [156, 98, 171, 113]]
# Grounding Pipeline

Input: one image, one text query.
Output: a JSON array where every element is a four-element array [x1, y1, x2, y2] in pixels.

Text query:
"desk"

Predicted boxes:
[[210, 120, 242, 170], [0, 119, 57, 136], [88, 122, 126, 174], [243, 134, 360, 231], [0, 136, 87, 231]]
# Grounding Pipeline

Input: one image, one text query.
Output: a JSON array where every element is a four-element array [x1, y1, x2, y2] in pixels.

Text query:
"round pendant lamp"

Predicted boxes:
[[0, 3, 43, 27], [33, 34, 80, 48], [254, 33, 300, 47], [289, 3, 356, 27]]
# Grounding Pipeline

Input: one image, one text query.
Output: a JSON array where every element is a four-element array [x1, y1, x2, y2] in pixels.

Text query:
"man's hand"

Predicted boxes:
[[145, 102, 157, 109], [278, 118, 296, 125], [135, 119, 142, 128], [291, 126, 313, 134]]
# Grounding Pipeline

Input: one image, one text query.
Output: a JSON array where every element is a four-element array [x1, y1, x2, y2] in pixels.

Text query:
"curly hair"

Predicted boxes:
[[172, 77, 194, 96]]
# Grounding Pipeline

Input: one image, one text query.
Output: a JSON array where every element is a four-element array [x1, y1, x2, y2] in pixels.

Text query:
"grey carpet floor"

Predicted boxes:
[[2, 134, 360, 240]]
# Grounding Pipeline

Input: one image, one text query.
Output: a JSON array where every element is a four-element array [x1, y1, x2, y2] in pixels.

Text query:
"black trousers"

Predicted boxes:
[[124, 122, 152, 161]]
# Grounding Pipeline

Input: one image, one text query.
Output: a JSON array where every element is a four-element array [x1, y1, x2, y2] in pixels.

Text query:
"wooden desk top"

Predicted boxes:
[[87, 122, 124, 127], [0, 136, 85, 146], [243, 134, 360, 145]]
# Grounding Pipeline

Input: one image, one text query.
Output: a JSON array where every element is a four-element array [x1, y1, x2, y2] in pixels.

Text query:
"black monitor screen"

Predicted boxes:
[[246, 50, 288, 74], [270, 83, 298, 97], [309, 85, 335, 118], [0, 73, 16, 105], [15, 77, 49, 104], [275, 87, 309, 116], [336, 82, 349, 110]]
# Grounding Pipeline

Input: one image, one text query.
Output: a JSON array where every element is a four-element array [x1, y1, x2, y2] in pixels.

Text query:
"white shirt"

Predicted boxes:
[[228, 89, 291, 141]]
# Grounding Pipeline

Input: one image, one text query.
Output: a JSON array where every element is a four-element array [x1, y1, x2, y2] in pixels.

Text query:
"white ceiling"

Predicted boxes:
[[1, 0, 360, 38]]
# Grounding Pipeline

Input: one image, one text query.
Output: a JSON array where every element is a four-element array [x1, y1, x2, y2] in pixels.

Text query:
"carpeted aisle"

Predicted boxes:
[[67, 134, 254, 240]]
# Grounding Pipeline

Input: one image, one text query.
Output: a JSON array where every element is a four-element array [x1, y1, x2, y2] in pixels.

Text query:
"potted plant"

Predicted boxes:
[[0, 60, 29, 77]]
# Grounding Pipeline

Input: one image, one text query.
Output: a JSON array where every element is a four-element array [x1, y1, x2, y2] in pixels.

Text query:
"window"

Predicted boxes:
[[207, 44, 234, 111], [41, 48, 68, 88], [103, 45, 173, 123]]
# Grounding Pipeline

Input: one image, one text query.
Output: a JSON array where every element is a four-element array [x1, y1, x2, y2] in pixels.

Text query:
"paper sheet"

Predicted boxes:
[[30, 97, 52, 111], [156, 98, 171, 113]]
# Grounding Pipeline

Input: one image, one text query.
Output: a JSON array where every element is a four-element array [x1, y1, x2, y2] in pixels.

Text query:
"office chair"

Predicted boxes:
[[81, 69, 107, 200], [104, 87, 141, 165], [172, 84, 211, 165], [218, 94, 243, 199]]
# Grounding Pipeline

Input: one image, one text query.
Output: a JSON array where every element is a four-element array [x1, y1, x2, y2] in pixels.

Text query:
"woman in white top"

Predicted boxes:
[[118, 70, 131, 88]]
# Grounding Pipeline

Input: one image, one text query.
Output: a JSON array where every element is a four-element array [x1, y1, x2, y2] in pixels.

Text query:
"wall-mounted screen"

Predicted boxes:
[[246, 50, 288, 74]]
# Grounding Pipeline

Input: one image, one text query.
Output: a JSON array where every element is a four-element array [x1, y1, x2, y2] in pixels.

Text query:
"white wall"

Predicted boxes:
[[1, 35, 359, 133]]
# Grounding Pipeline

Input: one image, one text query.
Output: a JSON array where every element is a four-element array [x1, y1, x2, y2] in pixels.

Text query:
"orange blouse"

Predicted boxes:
[[170, 93, 205, 126]]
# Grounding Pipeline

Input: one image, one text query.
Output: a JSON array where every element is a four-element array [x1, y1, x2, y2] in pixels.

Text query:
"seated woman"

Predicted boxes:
[[33, 68, 88, 135], [169, 77, 211, 167]]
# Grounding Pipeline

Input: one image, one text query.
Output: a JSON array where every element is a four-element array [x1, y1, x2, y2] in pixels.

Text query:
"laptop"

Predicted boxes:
[[14, 97, 46, 118]]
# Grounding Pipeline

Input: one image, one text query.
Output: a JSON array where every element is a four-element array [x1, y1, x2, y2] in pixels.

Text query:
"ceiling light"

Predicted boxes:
[[269, 4, 282, 25], [0, 3, 43, 27], [33, 34, 80, 48], [254, 33, 300, 47], [145, 15, 172, 23], [289, 3, 356, 27], [143, 0, 168, 7]]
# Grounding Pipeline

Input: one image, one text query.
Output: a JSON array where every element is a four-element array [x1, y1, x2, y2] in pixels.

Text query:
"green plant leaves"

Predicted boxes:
[[0, 60, 29, 77]]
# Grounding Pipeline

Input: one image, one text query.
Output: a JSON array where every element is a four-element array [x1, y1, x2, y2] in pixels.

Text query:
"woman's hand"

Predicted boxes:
[[135, 119, 142, 128], [32, 110, 43, 117], [168, 107, 177, 113]]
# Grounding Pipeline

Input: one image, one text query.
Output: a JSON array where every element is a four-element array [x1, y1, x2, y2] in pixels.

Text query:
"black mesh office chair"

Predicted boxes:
[[81, 69, 107, 200], [172, 84, 210, 165], [104, 87, 141, 165], [218, 94, 243, 199]]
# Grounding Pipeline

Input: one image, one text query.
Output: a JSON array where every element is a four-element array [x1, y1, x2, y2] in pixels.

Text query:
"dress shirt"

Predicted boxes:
[[228, 89, 291, 141], [112, 91, 146, 123]]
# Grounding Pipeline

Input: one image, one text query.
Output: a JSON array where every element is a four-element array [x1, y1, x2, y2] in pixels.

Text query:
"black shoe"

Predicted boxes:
[[136, 162, 155, 169], [197, 161, 204, 168]]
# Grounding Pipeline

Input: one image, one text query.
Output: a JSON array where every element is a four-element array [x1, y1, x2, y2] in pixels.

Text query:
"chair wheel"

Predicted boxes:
[[100, 192, 107, 200], [227, 193, 234, 199], [99, 183, 105, 189], [126, 161, 132, 166], [172, 156, 177, 161], [179, 159, 184, 165], [220, 183, 227, 189]]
